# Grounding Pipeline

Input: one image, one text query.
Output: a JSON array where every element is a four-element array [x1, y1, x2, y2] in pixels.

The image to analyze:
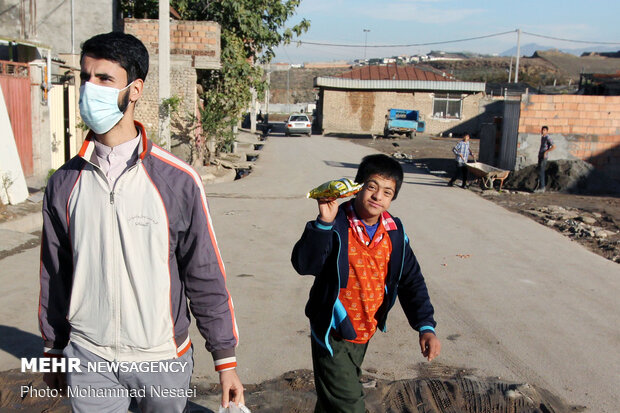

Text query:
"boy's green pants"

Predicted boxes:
[[311, 334, 369, 413]]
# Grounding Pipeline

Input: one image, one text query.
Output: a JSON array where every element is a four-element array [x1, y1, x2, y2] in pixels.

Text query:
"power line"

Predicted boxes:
[[298, 30, 516, 48], [522, 31, 620, 45], [297, 30, 620, 49]]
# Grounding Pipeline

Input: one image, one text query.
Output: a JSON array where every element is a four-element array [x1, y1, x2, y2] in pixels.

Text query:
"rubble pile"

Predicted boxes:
[[506, 160, 620, 195], [392, 151, 414, 161], [526, 205, 620, 263]]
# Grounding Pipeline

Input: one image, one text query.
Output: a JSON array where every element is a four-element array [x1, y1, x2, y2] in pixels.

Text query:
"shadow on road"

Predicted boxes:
[[323, 160, 359, 170], [0, 325, 41, 360]]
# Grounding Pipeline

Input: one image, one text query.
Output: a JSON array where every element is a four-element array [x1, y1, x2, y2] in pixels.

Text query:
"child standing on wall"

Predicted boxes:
[[291, 154, 441, 412]]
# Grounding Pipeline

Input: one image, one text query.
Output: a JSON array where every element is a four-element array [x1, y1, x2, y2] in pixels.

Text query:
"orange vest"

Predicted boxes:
[[339, 226, 392, 344]]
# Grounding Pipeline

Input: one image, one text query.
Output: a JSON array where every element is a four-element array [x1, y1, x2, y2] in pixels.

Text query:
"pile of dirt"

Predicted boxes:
[[239, 368, 580, 413], [505, 159, 620, 194]]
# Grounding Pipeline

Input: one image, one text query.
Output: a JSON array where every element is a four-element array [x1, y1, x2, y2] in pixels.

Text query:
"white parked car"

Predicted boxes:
[[285, 114, 312, 136]]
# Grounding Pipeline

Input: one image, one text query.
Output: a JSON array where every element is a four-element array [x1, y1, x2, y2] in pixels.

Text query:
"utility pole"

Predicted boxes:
[[265, 63, 270, 120], [514, 28, 521, 84], [286, 65, 290, 114], [508, 55, 513, 83], [71, 0, 75, 55], [250, 87, 257, 134], [159, 0, 171, 150], [363, 29, 370, 60]]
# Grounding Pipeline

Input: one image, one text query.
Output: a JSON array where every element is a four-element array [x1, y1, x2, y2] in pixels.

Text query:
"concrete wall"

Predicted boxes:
[[0, 0, 116, 53], [320, 89, 484, 136], [517, 94, 620, 180]]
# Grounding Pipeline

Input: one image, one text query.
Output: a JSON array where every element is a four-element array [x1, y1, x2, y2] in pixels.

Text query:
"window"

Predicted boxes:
[[433, 93, 462, 119], [289, 115, 309, 122]]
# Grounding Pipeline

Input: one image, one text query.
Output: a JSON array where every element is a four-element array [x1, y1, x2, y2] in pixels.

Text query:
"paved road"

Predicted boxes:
[[1, 133, 618, 412]]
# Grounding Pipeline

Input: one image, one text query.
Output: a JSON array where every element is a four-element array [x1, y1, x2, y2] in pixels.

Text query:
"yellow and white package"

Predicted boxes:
[[307, 178, 362, 201]]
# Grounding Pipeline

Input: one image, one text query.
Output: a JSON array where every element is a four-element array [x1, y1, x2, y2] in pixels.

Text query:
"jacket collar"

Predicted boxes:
[[78, 121, 150, 163]]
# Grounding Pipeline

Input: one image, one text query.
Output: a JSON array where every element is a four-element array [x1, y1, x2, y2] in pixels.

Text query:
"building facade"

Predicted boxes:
[[315, 65, 486, 136]]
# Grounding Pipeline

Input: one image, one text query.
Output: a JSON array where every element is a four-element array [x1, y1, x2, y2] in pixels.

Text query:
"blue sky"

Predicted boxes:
[[272, 0, 620, 63]]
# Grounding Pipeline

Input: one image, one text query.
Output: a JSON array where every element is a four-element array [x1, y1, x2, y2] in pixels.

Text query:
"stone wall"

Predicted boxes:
[[320, 89, 484, 136], [517, 94, 620, 180], [131, 59, 198, 145]]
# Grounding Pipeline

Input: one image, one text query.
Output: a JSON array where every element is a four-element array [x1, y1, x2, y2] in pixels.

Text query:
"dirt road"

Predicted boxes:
[[188, 133, 620, 412], [1, 132, 618, 411]]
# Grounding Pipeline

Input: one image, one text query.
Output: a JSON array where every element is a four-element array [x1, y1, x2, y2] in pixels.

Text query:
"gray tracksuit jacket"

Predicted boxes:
[[39, 122, 238, 371]]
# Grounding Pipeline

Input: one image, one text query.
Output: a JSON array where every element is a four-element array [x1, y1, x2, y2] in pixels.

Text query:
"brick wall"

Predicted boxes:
[[517, 94, 620, 180], [124, 19, 220, 68], [321, 89, 483, 136], [123, 19, 220, 161]]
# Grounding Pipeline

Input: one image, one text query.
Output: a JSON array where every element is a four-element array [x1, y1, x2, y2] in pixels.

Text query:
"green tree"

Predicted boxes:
[[120, 1, 310, 160]]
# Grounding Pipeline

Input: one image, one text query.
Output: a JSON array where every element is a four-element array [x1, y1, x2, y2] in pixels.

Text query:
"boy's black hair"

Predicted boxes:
[[81, 32, 149, 84], [355, 154, 404, 200], [541, 125, 549, 132]]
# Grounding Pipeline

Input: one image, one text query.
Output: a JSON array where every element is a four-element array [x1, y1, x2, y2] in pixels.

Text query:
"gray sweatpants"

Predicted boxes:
[[64, 342, 193, 413]]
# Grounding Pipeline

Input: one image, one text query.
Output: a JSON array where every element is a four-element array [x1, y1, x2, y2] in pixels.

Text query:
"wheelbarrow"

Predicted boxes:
[[465, 162, 510, 190]]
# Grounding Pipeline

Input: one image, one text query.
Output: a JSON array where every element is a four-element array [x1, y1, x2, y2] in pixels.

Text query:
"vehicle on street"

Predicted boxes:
[[384, 108, 425, 138], [285, 114, 312, 136]]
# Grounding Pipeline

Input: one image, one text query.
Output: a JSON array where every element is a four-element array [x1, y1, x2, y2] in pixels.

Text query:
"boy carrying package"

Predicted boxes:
[[291, 154, 441, 413]]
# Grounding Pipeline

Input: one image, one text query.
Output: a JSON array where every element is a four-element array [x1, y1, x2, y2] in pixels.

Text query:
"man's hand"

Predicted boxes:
[[220, 369, 244, 408], [43, 372, 66, 393], [317, 199, 338, 224], [419, 332, 441, 362]]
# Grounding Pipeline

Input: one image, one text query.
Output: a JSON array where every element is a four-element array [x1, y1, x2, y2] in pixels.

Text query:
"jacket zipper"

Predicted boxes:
[[83, 156, 142, 360], [109, 185, 119, 360], [110, 160, 141, 361], [325, 231, 343, 356]]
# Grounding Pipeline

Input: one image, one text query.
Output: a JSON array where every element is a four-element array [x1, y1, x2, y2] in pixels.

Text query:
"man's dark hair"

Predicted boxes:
[[81, 32, 149, 84], [541, 126, 548, 132], [355, 154, 404, 200]]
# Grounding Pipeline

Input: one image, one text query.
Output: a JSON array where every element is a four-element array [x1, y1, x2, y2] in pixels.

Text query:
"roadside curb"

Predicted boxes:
[[0, 212, 42, 234]]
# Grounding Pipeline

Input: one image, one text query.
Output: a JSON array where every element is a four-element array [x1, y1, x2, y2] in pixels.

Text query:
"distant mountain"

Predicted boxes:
[[500, 43, 619, 57]]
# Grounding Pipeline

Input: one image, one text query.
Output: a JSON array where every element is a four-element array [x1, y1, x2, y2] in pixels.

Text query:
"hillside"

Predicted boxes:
[[269, 67, 350, 104], [422, 56, 570, 85], [268, 53, 619, 104]]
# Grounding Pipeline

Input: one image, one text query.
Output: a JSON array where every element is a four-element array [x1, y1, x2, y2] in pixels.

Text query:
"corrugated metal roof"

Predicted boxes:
[[314, 77, 486, 92], [336, 64, 455, 81]]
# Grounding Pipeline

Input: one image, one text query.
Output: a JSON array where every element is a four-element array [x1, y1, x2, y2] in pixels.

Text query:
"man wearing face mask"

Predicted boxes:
[[38, 32, 244, 411]]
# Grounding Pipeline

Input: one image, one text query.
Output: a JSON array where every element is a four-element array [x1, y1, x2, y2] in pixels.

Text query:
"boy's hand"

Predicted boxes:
[[419, 332, 441, 362], [318, 199, 338, 223]]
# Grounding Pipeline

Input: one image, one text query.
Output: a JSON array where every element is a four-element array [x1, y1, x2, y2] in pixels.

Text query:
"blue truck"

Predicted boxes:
[[383, 108, 425, 138]]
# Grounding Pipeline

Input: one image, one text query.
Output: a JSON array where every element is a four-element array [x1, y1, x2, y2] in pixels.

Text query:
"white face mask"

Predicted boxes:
[[79, 81, 133, 134]]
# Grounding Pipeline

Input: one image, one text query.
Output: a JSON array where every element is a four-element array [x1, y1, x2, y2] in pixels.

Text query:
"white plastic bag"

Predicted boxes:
[[218, 401, 251, 413]]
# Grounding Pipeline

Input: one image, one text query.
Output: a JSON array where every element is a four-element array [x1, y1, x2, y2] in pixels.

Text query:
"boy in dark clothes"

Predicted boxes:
[[291, 154, 441, 412]]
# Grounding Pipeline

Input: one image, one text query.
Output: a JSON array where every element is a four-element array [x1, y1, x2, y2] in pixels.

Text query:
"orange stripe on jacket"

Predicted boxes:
[[150, 146, 239, 344]]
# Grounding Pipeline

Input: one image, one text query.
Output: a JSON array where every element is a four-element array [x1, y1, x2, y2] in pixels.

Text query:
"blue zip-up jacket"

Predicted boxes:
[[291, 204, 436, 354]]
